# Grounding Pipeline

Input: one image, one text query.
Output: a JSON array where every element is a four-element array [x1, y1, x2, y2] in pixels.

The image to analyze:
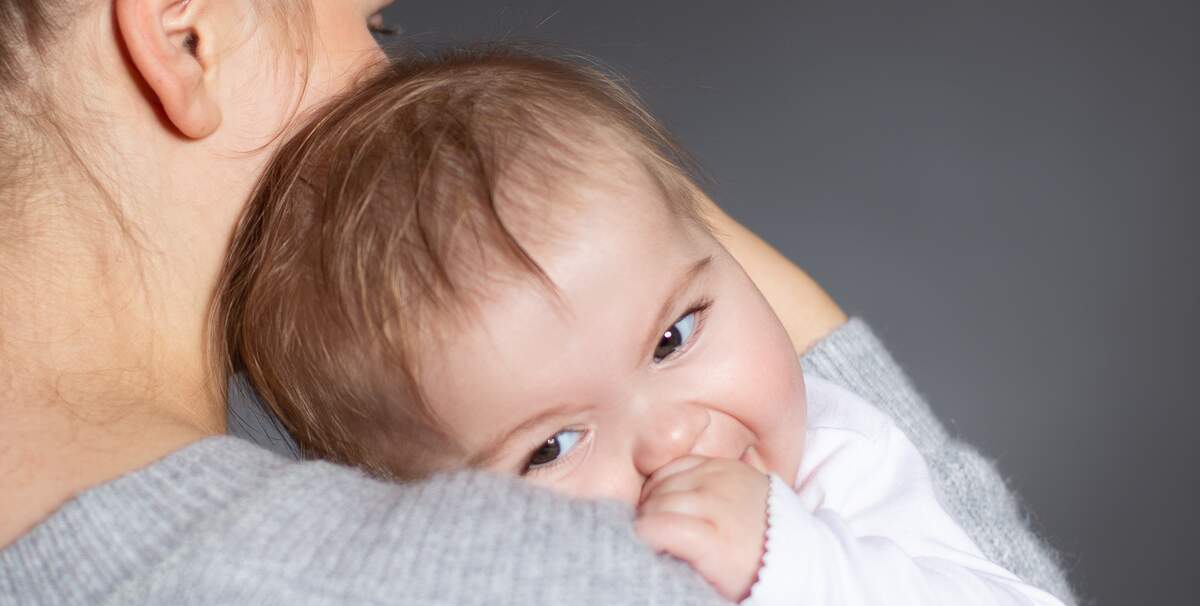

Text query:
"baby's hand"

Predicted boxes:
[[634, 454, 770, 602]]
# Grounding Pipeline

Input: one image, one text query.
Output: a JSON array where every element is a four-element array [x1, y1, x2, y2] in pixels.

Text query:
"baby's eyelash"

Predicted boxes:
[[520, 428, 591, 476], [656, 298, 713, 364], [683, 298, 713, 323]]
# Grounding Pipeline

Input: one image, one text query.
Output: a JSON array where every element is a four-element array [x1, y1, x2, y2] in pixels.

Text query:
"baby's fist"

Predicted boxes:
[[634, 454, 770, 601]]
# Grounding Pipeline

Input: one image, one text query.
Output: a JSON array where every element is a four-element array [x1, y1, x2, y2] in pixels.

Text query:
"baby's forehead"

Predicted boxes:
[[438, 152, 675, 308], [413, 121, 710, 370], [427, 142, 698, 314], [493, 128, 693, 246]]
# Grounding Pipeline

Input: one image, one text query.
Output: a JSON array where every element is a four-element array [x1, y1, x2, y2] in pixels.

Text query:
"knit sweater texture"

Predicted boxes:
[[0, 318, 1076, 605]]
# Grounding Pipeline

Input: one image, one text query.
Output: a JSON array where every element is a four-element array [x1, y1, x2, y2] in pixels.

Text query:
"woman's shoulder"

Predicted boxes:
[[0, 436, 419, 603]]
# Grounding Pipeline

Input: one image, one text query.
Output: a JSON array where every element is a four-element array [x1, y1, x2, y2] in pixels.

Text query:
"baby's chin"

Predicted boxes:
[[759, 442, 803, 485], [756, 440, 802, 483]]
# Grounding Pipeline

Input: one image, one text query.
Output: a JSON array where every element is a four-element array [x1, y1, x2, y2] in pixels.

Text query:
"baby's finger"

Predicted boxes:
[[638, 489, 715, 520], [637, 475, 704, 502], [640, 455, 710, 504], [634, 510, 717, 565]]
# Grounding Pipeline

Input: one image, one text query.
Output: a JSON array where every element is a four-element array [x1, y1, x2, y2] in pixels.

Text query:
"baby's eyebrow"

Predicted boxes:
[[638, 255, 713, 363]]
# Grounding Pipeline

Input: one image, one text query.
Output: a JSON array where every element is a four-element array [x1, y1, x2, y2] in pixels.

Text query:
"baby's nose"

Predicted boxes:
[[632, 401, 711, 477]]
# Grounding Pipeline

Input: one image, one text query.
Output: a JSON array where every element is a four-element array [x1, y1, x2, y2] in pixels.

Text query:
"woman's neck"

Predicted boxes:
[[0, 187, 226, 548], [0, 397, 219, 548]]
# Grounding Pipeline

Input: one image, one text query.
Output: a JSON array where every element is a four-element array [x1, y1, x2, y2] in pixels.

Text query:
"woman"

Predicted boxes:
[[0, 1, 1074, 604]]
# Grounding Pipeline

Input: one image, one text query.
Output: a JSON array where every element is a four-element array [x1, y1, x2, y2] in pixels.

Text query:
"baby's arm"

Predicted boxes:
[[743, 378, 1064, 606], [637, 376, 1065, 605], [801, 320, 1075, 601]]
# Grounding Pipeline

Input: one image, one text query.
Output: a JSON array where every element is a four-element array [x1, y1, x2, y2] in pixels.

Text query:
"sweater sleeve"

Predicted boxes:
[[799, 318, 1076, 604]]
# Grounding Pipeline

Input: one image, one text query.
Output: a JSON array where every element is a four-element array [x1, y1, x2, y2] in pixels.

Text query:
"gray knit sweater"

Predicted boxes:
[[0, 319, 1076, 605]]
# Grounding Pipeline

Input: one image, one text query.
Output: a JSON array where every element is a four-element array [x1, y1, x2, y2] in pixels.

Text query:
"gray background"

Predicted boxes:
[[282, 1, 1199, 603], [379, 1, 1200, 602]]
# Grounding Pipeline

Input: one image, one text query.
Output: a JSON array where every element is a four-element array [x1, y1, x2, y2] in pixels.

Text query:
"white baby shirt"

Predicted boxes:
[[742, 374, 1065, 606]]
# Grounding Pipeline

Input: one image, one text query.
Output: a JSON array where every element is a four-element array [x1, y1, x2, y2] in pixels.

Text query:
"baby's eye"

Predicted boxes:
[[653, 311, 698, 362], [525, 429, 586, 472]]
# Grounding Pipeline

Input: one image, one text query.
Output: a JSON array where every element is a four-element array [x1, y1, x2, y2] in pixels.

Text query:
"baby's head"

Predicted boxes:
[[216, 47, 807, 504]]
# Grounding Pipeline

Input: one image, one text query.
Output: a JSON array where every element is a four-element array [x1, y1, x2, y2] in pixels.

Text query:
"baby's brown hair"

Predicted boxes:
[[213, 45, 705, 480]]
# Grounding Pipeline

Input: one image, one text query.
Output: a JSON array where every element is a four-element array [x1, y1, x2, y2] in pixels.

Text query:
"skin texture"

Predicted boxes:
[[421, 140, 810, 600], [0, 0, 395, 547]]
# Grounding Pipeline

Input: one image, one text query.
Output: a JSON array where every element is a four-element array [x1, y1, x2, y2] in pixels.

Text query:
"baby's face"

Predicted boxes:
[[420, 146, 807, 505]]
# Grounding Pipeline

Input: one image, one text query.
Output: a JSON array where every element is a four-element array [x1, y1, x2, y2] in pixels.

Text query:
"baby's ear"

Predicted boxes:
[[115, 0, 221, 138]]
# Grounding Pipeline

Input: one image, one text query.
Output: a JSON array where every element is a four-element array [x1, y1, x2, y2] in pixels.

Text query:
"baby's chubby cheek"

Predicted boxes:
[[694, 324, 807, 484], [745, 358, 807, 484], [676, 244, 807, 484], [712, 274, 809, 482]]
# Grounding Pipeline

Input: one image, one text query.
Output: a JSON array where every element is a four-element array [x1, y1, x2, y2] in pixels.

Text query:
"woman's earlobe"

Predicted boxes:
[[115, 0, 221, 139]]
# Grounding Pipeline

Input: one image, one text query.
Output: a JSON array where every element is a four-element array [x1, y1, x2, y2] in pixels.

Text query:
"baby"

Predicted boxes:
[[214, 47, 1064, 605]]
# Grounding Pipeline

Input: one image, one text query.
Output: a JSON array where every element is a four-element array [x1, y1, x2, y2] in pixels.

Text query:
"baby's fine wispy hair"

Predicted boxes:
[[212, 43, 705, 480]]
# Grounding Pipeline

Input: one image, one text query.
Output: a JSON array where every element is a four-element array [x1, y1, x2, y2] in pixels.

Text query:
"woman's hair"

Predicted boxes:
[[214, 45, 706, 480]]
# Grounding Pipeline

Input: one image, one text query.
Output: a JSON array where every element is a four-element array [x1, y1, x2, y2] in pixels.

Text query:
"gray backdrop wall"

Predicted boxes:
[[369, 2, 1196, 603]]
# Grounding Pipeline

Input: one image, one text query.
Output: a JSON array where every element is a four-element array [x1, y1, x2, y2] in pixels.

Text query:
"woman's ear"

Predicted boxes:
[[115, 0, 221, 139]]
